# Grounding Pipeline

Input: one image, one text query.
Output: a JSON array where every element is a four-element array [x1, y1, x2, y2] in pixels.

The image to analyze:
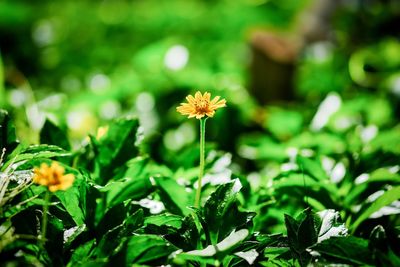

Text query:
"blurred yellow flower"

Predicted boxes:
[[96, 125, 109, 140], [33, 162, 75, 192], [177, 91, 226, 119]]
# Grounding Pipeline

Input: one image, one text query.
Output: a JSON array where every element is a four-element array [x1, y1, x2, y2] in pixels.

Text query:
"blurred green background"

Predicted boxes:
[[1, 0, 400, 165], [1, 0, 400, 251]]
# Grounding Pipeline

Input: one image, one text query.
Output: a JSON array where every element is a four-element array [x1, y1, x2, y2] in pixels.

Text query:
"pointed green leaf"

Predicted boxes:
[[125, 235, 176, 264], [40, 119, 70, 150], [317, 209, 347, 242], [182, 229, 249, 258], [96, 117, 139, 184], [311, 236, 373, 265], [0, 109, 18, 157], [155, 176, 191, 216], [55, 175, 85, 226], [352, 186, 400, 231]]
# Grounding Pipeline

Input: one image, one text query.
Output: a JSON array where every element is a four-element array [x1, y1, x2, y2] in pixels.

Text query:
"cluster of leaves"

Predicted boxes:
[[1, 2, 400, 266], [1, 108, 399, 266], [236, 92, 400, 235]]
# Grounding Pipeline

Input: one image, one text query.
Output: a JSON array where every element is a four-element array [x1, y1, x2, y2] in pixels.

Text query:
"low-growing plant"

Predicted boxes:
[[1, 95, 399, 266]]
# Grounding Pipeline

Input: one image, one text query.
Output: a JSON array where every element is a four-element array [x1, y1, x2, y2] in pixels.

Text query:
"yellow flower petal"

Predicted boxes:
[[206, 111, 215, 117], [203, 92, 211, 101], [186, 95, 196, 105], [210, 96, 220, 104], [176, 91, 227, 119], [32, 161, 75, 192], [195, 91, 202, 100]]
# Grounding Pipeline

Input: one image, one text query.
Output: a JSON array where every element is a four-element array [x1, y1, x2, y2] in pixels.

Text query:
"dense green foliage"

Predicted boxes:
[[1, 0, 400, 266], [1, 103, 400, 266]]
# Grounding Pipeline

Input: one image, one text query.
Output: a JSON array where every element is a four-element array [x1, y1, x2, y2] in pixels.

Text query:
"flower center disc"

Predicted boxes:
[[196, 100, 208, 112]]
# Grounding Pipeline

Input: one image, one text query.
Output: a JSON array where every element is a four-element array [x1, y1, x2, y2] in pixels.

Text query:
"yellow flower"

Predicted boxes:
[[33, 162, 75, 192], [176, 91, 227, 119], [96, 125, 109, 140]]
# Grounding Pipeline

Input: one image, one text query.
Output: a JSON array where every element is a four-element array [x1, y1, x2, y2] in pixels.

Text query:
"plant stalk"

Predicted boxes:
[[195, 118, 207, 208], [40, 190, 51, 246]]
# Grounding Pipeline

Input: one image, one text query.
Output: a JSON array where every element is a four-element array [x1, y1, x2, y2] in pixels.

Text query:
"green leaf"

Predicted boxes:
[[45, 214, 65, 262], [317, 209, 347, 242], [0, 109, 18, 155], [102, 176, 153, 207], [179, 229, 249, 259], [67, 239, 96, 267], [344, 168, 400, 208], [64, 224, 87, 249], [40, 119, 70, 150], [265, 108, 303, 140], [90, 208, 144, 261], [366, 97, 392, 126], [125, 235, 176, 264], [311, 236, 373, 265], [284, 208, 319, 267], [288, 132, 346, 155], [155, 176, 191, 216], [164, 214, 199, 251], [369, 225, 387, 252], [0, 55, 4, 107], [369, 127, 400, 155], [78, 171, 99, 229], [125, 208, 145, 233], [95, 117, 140, 184], [260, 259, 300, 267], [256, 233, 289, 250], [368, 168, 400, 184], [124, 156, 150, 179], [144, 214, 183, 229], [238, 134, 288, 161], [3, 144, 70, 170], [234, 249, 259, 265], [55, 177, 86, 226], [387, 249, 400, 267], [352, 186, 400, 231], [18, 144, 70, 158], [273, 173, 338, 208], [263, 247, 291, 262], [297, 156, 329, 181], [94, 225, 128, 259], [96, 203, 127, 238], [202, 180, 255, 243], [99, 156, 156, 207]]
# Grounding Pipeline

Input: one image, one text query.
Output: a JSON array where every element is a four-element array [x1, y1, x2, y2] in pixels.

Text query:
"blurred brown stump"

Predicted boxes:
[[249, 0, 339, 104], [249, 32, 298, 104]]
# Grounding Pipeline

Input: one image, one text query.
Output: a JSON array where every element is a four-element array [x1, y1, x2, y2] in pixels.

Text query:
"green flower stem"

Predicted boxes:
[[195, 118, 207, 208], [40, 189, 51, 246]]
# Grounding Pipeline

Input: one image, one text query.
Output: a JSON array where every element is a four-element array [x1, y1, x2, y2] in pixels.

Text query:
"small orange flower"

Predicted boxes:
[[176, 91, 226, 119], [33, 162, 75, 192]]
